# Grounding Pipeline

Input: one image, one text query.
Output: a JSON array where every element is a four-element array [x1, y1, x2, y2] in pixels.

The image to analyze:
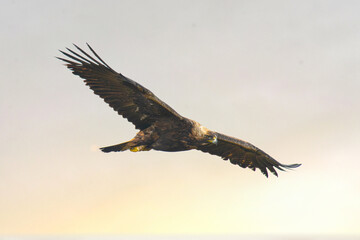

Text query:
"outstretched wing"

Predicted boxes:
[[198, 132, 301, 177], [58, 44, 183, 130]]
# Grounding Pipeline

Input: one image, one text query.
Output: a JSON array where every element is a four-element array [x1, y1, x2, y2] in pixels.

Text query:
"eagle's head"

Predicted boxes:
[[199, 125, 218, 145]]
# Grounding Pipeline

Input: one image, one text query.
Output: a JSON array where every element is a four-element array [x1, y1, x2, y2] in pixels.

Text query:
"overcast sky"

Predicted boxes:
[[1, 0, 360, 237]]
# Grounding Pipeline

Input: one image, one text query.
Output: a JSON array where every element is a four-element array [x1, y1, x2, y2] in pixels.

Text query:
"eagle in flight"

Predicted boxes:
[[58, 44, 301, 177]]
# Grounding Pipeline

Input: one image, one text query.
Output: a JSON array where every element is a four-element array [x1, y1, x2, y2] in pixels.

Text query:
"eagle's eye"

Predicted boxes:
[[207, 135, 218, 144]]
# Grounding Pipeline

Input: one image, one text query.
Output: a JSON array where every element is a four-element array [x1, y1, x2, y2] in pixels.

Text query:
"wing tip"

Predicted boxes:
[[263, 161, 301, 177], [282, 163, 302, 169]]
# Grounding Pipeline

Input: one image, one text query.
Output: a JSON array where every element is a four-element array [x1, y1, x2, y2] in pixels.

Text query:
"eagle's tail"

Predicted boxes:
[[100, 142, 131, 153]]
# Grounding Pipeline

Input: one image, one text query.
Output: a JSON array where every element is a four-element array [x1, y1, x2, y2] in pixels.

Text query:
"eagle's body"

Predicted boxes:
[[105, 118, 207, 152], [58, 44, 301, 177]]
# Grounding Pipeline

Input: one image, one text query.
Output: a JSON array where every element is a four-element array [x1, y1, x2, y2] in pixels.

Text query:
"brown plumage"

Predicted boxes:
[[58, 44, 301, 177]]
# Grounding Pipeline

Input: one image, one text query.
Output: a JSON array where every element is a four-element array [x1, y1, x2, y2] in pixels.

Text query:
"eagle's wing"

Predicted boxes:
[[198, 132, 301, 177], [58, 44, 183, 130]]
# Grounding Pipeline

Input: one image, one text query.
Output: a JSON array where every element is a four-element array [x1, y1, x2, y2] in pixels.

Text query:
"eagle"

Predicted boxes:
[[58, 44, 301, 177]]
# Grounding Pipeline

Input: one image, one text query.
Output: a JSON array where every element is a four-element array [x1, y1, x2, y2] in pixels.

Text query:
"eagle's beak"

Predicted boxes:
[[208, 136, 218, 144]]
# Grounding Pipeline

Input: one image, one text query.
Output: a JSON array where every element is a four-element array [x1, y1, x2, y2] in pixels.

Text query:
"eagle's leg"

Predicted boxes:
[[128, 127, 156, 152]]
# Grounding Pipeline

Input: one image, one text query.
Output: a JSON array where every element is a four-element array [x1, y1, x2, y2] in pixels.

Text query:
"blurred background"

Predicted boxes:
[[1, 0, 359, 238]]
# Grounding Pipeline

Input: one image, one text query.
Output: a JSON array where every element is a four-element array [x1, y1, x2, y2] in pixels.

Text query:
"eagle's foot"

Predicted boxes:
[[130, 145, 150, 152]]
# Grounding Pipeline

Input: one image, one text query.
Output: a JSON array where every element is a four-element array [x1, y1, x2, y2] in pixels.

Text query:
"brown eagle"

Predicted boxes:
[[58, 44, 301, 177]]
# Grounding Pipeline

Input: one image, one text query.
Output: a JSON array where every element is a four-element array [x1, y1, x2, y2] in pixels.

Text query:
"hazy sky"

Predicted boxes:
[[1, 0, 360, 237]]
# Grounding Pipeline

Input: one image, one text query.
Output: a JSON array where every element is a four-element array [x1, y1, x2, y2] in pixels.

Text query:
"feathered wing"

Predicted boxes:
[[57, 44, 183, 130], [198, 132, 301, 177]]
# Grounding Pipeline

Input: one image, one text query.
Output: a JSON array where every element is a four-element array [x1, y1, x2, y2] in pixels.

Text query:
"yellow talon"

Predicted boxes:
[[130, 146, 141, 152], [130, 146, 150, 152]]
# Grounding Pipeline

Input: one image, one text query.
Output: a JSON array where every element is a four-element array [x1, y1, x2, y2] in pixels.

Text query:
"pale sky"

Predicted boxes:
[[1, 0, 360, 237]]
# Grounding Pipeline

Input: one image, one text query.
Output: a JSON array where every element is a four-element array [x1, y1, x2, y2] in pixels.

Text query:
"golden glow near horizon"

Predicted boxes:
[[1, 0, 360, 236]]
